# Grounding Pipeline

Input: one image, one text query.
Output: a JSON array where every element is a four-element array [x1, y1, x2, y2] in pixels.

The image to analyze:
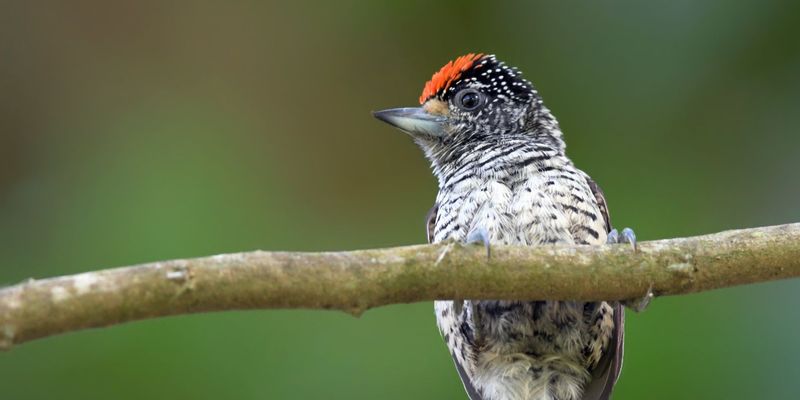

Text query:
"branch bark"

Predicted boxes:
[[2, 223, 800, 350]]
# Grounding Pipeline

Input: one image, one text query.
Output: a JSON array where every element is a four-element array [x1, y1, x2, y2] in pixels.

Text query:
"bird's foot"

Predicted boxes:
[[608, 226, 652, 312], [624, 285, 654, 313], [466, 226, 491, 259], [606, 227, 637, 252]]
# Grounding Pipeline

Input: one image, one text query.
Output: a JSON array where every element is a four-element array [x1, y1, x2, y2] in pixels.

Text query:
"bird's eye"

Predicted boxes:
[[455, 89, 484, 111]]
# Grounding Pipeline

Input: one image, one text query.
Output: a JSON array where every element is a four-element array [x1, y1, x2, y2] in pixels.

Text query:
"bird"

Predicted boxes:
[[373, 53, 642, 400]]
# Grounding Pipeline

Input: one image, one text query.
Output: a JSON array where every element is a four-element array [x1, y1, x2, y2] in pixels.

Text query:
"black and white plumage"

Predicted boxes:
[[375, 54, 624, 400]]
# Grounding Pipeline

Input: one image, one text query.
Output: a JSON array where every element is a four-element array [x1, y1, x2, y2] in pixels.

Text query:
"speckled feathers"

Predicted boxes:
[[420, 54, 537, 106]]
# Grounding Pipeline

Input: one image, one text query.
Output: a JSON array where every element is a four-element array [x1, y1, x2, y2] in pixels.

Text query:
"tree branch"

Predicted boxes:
[[2, 223, 799, 350]]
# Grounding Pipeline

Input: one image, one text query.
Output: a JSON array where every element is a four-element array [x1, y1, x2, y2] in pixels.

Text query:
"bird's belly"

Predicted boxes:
[[473, 300, 591, 357], [432, 177, 614, 393]]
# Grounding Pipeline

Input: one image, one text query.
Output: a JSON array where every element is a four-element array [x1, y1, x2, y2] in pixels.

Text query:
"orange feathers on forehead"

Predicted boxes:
[[419, 53, 485, 104]]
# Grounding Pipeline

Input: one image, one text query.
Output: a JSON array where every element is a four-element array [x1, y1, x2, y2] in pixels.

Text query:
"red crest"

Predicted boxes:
[[419, 53, 484, 104]]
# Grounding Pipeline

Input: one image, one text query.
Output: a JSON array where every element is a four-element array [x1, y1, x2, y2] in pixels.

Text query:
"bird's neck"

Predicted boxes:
[[420, 105, 568, 188], [427, 138, 571, 190]]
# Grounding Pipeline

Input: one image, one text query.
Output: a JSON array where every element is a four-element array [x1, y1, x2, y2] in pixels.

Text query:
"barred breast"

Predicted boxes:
[[432, 142, 615, 400]]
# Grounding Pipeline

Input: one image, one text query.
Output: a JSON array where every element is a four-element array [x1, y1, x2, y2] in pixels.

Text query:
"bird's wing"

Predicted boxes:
[[581, 177, 625, 400], [586, 177, 612, 234], [582, 302, 624, 400], [454, 353, 485, 400], [426, 203, 438, 245], [426, 203, 484, 400]]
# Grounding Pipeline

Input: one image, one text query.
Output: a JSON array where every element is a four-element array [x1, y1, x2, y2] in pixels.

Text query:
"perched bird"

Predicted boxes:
[[374, 53, 640, 400]]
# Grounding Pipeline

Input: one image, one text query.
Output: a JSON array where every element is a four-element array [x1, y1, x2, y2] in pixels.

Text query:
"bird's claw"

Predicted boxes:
[[623, 285, 653, 313], [466, 226, 492, 259], [607, 227, 637, 252], [608, 227, 649, 311]]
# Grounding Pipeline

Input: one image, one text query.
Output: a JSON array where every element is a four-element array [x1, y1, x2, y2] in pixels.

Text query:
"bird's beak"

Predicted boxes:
[[373, 107, 447, 138]]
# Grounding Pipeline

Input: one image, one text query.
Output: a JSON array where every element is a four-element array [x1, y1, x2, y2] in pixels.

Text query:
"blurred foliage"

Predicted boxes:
[[1, 1, 799, 399]]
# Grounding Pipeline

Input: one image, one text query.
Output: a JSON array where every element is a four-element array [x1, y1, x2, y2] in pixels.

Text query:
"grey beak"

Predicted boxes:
[[373, 107, 447, 138]]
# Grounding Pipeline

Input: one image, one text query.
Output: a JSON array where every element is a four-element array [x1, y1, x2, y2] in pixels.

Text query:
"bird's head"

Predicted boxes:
[[374, 53, 564, 163]]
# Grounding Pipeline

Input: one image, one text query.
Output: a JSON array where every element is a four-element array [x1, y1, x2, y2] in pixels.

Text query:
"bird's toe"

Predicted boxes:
[[466, 226, 492, 259]]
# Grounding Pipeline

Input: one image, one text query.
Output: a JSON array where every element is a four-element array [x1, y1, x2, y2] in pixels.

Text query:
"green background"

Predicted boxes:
[[2, 1, 799, 399]]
